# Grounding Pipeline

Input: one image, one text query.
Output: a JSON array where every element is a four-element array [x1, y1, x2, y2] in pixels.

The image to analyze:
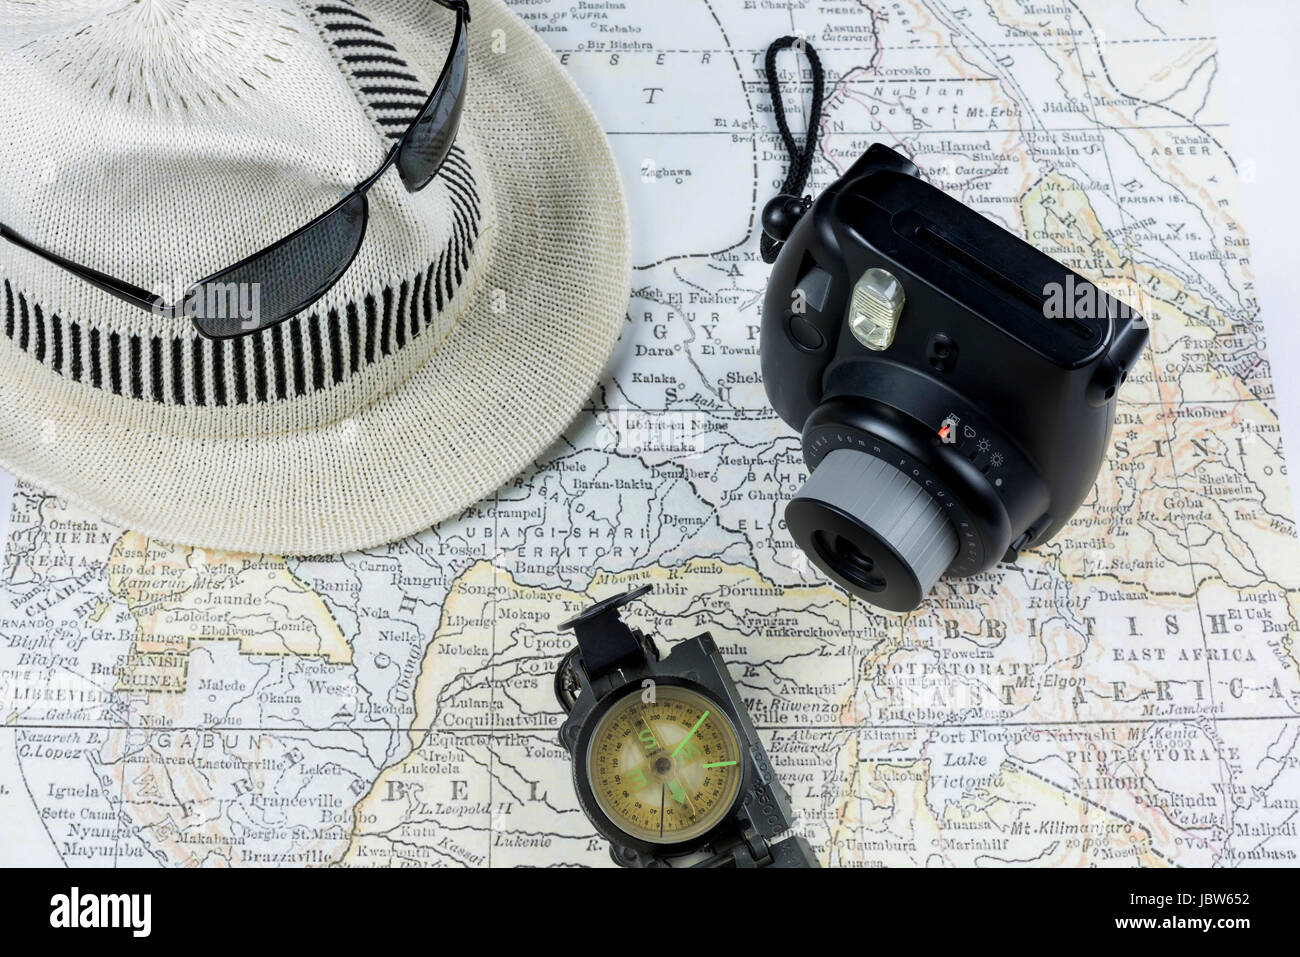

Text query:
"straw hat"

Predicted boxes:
[[0, 0, 630, 553]]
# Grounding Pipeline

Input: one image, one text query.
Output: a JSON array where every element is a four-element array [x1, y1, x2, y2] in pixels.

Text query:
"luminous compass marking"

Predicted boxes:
[[671, 710, 709, 757]]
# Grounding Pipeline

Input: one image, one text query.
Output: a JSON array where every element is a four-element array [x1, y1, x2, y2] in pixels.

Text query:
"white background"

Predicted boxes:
[[1214, 1, 1300, 519]]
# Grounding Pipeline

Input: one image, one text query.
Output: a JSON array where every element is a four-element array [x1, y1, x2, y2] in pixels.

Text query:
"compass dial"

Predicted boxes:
[[585, 685, 744, 845]]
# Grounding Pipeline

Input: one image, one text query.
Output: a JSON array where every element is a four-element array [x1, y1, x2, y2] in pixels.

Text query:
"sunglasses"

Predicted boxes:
[[0, 0, 471, 340]]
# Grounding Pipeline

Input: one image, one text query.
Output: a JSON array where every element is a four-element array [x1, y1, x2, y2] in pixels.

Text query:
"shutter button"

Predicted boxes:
[[788, 314, 824, 351]]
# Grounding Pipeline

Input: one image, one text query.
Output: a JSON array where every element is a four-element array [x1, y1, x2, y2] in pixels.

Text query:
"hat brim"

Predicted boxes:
[[0, 0, 630, 555]]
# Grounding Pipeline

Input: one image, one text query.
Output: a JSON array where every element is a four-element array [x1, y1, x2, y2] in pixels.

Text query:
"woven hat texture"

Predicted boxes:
[[0, 0, 631, 553]]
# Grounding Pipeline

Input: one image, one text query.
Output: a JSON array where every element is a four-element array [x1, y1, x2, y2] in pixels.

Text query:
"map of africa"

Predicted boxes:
[[1, 0, 1297, 868]]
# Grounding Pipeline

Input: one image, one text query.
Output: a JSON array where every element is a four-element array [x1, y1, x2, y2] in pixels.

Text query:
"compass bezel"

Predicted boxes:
[[573, 675, 753, 859]]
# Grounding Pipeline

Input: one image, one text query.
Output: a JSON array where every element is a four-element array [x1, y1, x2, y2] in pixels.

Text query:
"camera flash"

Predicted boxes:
[[849, 267, 905, 351]]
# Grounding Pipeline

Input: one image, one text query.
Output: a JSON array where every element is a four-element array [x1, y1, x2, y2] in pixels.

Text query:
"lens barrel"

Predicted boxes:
[[786, 450, 959, 612]]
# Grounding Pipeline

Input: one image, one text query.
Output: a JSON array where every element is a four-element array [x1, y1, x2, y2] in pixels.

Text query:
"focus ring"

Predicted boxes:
[[788, 449, 958, 611]]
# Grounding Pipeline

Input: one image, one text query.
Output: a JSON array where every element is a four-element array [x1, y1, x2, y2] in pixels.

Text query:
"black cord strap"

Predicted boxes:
[[760, 36, 826, 264]]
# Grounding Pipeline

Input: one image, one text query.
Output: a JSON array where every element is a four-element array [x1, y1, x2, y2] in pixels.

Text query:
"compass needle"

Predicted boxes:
[[635, 705, 662, 756], [671, 710, 709, 758]]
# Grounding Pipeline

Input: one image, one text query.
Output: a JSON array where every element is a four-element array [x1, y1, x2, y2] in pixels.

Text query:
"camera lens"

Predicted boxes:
[[786, 450, 958, 612], [812, 532, 887, 592]]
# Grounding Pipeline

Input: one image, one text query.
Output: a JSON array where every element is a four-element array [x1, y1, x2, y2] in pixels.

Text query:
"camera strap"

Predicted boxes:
[[760, 36, 826, 264]]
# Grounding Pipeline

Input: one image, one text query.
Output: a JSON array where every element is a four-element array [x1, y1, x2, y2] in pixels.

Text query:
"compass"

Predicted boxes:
[[582, 682, 747, 847], [555, 586, 819, 868]]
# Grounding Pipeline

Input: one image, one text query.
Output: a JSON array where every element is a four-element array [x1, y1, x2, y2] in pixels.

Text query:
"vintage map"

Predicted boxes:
[[2, 0, 1297, 867]]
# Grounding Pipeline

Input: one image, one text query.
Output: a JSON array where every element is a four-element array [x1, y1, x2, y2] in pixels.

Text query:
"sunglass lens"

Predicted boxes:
[[187, 192, 368, 339], [397, 15, 469, 192]]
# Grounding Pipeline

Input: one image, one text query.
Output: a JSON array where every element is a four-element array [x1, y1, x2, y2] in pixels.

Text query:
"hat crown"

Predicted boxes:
[[6, 1, 310, 116], [0, 0, 491, 431]]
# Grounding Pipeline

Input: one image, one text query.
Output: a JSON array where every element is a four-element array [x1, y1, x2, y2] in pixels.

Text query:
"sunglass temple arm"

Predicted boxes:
[[0, 222, 177, 318]]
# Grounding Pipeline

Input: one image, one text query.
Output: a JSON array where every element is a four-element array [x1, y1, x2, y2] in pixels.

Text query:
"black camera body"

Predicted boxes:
[[762, 144, 1148, 612]]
